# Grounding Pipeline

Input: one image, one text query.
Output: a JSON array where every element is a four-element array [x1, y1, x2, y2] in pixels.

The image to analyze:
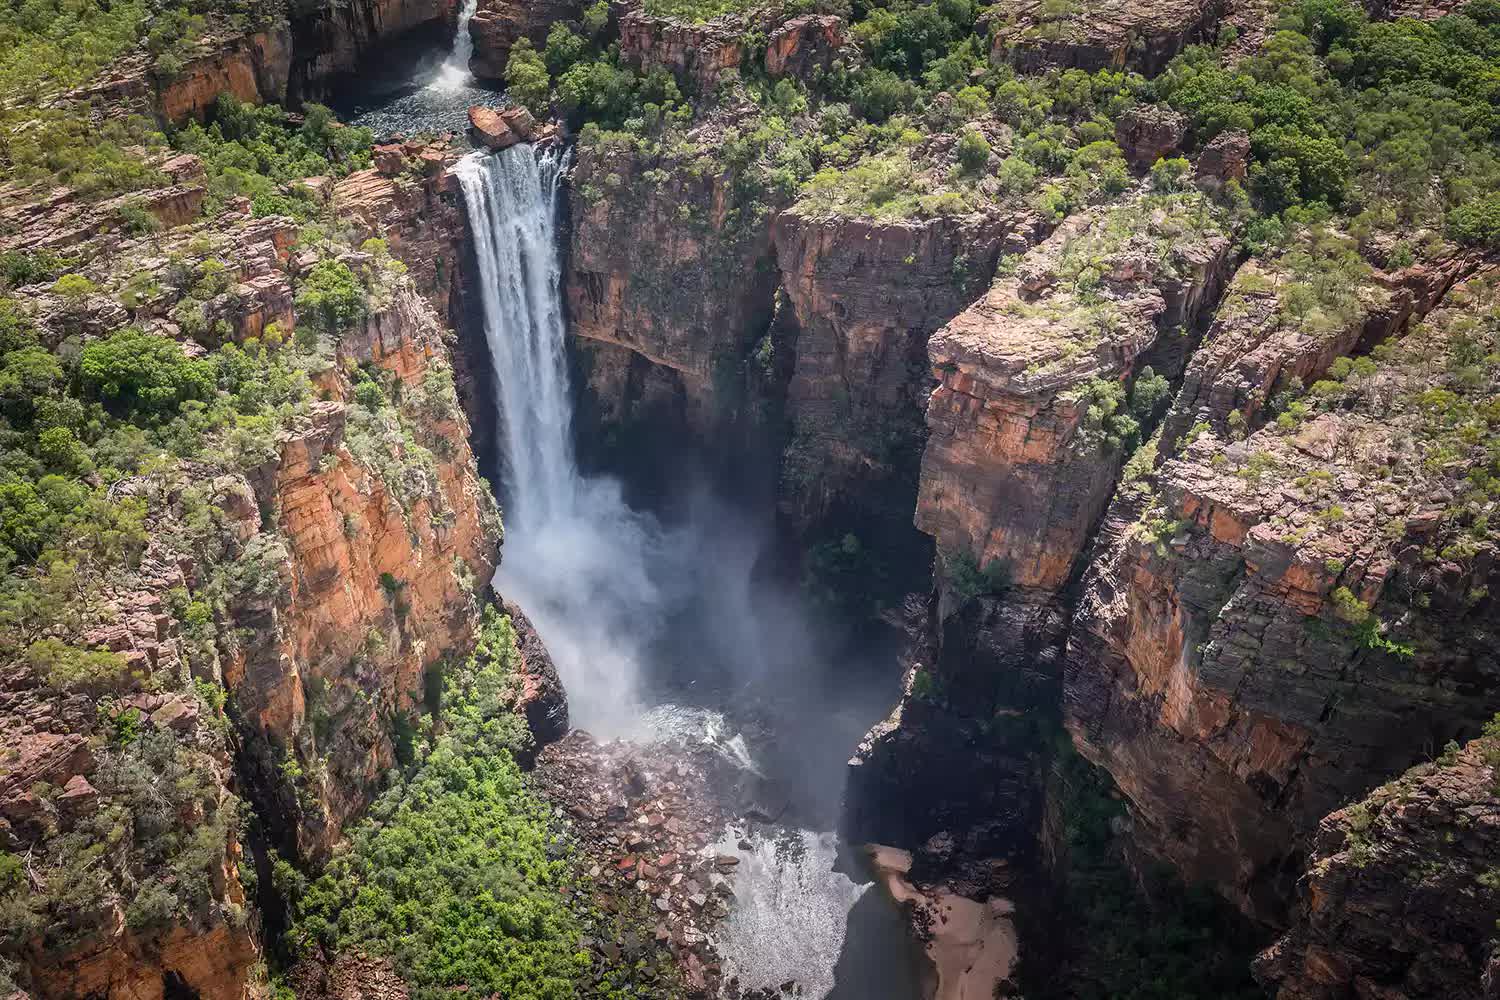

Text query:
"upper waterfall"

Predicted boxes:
[[429, 0, 478, 91]]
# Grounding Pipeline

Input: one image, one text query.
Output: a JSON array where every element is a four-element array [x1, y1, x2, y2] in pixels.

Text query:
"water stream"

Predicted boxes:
[[456, 144, 926, 998]]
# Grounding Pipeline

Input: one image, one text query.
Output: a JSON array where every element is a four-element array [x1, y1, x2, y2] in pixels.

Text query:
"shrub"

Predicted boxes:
[[506, 38, 553, 110], [955, 129, 992, 174], [294, 259, 366, 337]]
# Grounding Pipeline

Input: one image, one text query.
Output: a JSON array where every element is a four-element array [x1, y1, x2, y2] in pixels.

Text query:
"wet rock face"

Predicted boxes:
[[502, 599, 569, 754], [846, 593, 1065, 863], [988, 0, 1225, 75], [773, 207, 1038, 544], [287, 0, 460, 99], [468, 0, 586, 79], [1255, 735, 1500, 999], [1065, 280, 1500, 921]]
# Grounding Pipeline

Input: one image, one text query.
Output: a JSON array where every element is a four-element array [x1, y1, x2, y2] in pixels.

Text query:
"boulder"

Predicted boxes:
[[1114, 103, 1187, 170], [467, 106, 521, 150], [1195, 128, 1251, 185], [373, 143, 407, 177], [500, 105, 535, 139]]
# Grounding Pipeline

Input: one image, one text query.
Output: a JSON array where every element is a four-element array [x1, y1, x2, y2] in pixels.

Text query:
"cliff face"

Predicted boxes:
[[288, 0, 460, 99], [915, 188, 1233, 592], [468, 0, 585, 79], [987, 0, 1224, 75], [155, 30, 293, 124], [1065, 276, 1500, 922], [565, 126, 783, 440], [1160, 236, 1483, 460], [616, 10, 747, 92], [847, 186, 1234, 867], [0, 183, 503, 998], [230, 261, 499, 864], [1255, 732, 1500, 999], [774, 206, 1041, 549]]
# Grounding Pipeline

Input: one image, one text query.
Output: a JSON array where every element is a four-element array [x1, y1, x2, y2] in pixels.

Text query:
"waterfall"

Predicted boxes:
[[456, 145, 670, 733], [429, 0, 478, 91], [456, 143, 919, 999]]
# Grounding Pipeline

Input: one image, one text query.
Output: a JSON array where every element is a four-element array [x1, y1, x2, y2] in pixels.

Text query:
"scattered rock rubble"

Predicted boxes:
[[534, 730, 745, 997]]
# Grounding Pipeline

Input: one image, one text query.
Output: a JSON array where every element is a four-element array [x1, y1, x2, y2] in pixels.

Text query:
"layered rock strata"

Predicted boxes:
[[1254, 733, 1500, 999], [1160, 238, 1484, 460], [565, 127, 784, 438], [774, 205, 1041, 546], [988, 0, 1225, 75], [1065, 277, 1500, 921]]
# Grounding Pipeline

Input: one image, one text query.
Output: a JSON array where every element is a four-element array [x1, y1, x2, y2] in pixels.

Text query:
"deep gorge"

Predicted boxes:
[[1, 0, 1498, 997]]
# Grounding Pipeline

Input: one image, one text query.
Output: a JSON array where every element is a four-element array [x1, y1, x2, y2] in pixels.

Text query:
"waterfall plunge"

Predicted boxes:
[[429, 0, 478, 91], [455, 145, 909, 997], [456, 145, 674, 734]]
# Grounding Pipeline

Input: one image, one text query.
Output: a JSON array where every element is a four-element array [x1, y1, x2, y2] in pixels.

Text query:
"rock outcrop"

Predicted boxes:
[[154, 29, 293, 124], [332, 139, 471, 324], [1065, 276, 1500, 921], [565, 125, 783, 438], [617, 10, 747, 92], [764, 14, 849, 79], [468, 0, 586, 79], [915, 189, 1233, 592], [1255, 733, 1500, 999], [1160, 234, 1483, 460], [988, 0, 1225, 75], [774, 205, 1041, 550]]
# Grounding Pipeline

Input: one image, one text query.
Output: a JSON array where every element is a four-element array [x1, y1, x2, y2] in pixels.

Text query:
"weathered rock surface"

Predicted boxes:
[[229, 274, 499, 863], [565, 127, 783, 437], [1255, 734, 1500, 999], [774, 204, 1041, 546], [1114, 103, 1186, 170], [617, 9, 747, 92], [468, 0, 585, 79], [155, 29, 293, 123], [332, 139, 470, 323], [1065, 278, 1500, 921], [1159, 240, 1483, 460], [502, 599, 569, 754], [988, 0, 1225, 75], [915, 189, 1233, 592], [764, 14, 849, 79]]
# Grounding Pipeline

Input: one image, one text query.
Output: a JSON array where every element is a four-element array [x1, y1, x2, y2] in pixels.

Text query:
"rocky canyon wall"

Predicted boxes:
[[1065, 275, 1500, 923]]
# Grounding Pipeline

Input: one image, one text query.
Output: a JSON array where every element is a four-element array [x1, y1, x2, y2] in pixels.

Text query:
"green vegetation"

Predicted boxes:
[[289, 610, 584, 1000], [288, 611, 675, 1000], [1020, 740, 1266, 1000], [174, 97, 374, 220]]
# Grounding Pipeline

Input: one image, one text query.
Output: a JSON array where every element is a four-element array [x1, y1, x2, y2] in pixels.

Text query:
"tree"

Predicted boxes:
[[78, 327, 215, 418], [505, 38, 552, 111]]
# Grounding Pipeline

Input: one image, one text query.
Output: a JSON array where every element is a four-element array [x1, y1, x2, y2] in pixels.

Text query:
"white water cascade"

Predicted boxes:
[[456, 144, 677, 733], [429, 0, 478, 91], [456, 143, 915, 998]]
